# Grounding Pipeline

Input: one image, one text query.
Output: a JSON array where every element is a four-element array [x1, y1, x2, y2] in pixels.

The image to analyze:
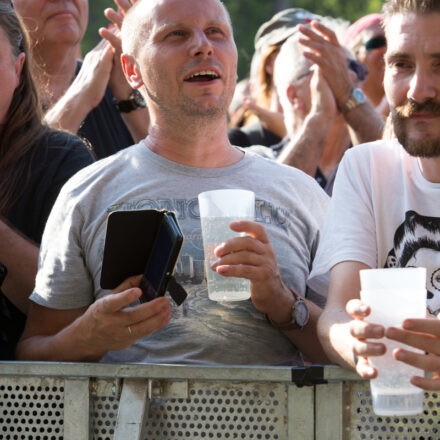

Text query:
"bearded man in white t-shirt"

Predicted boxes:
[[310, 0, 440, 390]]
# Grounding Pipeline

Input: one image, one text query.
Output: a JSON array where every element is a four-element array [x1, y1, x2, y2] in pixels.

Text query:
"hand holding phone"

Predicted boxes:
[[100, 210, 187, 306]]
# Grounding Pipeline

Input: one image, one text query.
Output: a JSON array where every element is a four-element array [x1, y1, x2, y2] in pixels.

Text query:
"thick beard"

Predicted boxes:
[[392, 99, 440, 158]]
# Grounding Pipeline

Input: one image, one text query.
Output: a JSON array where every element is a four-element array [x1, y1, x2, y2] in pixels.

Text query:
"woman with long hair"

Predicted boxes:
[[0, 2, 94, 359]]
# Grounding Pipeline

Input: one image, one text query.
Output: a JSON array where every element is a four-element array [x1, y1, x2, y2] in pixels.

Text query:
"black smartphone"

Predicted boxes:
[[139, 212, 184, 303]]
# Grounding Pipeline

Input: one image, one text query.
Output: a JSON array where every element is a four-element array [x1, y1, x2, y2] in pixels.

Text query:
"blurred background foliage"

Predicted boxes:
[[85, 0, 383, 80]]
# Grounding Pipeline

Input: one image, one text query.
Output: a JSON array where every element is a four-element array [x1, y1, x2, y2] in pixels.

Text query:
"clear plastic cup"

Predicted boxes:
[[198, 189, 255, 302], [360, 267, 427, 416]]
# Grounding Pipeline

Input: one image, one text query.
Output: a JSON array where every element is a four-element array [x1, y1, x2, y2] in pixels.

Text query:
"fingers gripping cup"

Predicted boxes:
[[198, 189, 255, 302], [360, 267, 427, 416]]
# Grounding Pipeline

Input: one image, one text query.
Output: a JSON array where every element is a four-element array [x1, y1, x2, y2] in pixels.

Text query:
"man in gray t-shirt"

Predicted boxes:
[[16, 0, 330, 366]]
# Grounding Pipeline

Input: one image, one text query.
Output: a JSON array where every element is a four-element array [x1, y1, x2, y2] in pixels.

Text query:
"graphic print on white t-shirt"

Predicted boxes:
[[384, 210, 440, 314]]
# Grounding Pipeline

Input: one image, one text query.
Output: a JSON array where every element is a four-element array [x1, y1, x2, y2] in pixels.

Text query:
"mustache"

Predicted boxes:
[[394, 99, 440, 118]]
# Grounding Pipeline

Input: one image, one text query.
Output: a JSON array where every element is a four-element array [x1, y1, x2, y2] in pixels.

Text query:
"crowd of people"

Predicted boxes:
[[1, 0, 440, 394]]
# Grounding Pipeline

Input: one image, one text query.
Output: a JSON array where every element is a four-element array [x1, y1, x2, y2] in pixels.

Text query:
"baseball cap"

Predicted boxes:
[[343, 13, 383, 46], [254, 8, 320, 52]]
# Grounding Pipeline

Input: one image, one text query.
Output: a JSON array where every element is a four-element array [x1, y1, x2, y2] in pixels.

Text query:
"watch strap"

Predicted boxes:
[[265, 311, 300, 331], [113, 90, 146, 113]]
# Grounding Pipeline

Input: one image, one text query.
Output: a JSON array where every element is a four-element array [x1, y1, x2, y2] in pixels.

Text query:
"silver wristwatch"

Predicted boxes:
[[341, 88, 366, 113], [265, 291, 310, 330]]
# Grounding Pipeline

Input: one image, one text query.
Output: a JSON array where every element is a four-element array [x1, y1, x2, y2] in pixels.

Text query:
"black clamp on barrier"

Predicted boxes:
[[291, 365, 327, 387]]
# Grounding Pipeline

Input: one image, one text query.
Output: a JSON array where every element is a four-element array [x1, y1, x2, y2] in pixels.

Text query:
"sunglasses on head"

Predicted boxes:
[[348, 59, 368, 82], [365, 35, 387, 51], [295, 59, 368, 83]]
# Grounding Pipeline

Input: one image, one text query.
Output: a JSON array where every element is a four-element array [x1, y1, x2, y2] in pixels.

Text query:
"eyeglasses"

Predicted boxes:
[[365, 35, 387, 51], [295, 59, 368, 83]]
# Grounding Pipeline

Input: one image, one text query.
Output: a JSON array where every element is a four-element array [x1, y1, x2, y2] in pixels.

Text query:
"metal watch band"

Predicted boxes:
[[340, 88, 366, 114]]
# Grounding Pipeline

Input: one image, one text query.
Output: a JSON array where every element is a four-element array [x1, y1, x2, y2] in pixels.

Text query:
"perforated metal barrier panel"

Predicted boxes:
[[0, 377, 64, 440], [0, 363, 439, 440], [143, 382, 286, 439], [89, 381, 287, 440], [344, 381, 440, 440]]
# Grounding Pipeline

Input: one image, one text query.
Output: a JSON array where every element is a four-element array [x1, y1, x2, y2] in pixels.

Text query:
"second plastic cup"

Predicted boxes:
[[360, 267, 427, 416], [198, 189, 255, 302]]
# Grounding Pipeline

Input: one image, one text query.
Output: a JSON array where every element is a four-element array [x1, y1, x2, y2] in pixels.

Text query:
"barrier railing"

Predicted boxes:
[[0, 362, 438, 439]]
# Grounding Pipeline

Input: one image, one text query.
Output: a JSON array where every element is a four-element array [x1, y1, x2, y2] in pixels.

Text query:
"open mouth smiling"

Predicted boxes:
[[184, 70, 220, 82]]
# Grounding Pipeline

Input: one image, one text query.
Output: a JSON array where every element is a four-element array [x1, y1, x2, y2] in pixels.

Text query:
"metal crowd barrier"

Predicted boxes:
[[0, 362, 439, 439]]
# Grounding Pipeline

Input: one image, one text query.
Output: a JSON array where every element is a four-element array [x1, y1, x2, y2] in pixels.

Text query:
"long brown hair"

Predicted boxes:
[[0, 2, 49, 215]]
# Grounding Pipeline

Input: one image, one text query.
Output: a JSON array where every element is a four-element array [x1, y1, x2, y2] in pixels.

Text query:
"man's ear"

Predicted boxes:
[[287, 83, 306, 112], [286, 84, 296, 105], [121, 53, 144, 89]]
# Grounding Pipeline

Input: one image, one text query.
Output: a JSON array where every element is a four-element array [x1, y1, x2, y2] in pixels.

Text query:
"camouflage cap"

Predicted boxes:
[[254, 8, 320, 52]]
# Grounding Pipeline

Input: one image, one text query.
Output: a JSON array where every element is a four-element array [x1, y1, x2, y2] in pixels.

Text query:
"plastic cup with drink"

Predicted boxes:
[[198, 189, 255, 302], [359, 267, 427, 416]]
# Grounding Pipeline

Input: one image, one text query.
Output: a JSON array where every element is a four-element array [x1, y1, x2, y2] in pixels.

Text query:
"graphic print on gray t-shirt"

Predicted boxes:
[[32, 143, 329, 366], [102, 195, 304, 366], [384, 210, 440, 314]]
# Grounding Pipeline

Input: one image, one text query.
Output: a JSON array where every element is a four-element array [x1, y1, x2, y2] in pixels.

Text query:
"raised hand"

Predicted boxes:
[[298, 21, 355, 109], [44, 38, 114, 132]]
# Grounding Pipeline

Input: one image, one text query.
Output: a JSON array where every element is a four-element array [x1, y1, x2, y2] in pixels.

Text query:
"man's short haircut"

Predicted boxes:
[[383, 0, 440, 25], [121, 0, 147, 56], [122, 0, 232, 57]]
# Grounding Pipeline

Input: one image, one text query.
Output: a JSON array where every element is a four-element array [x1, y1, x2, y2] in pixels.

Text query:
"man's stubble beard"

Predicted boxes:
[[393, 99, 440, 158], [144, 76, 232, 127]]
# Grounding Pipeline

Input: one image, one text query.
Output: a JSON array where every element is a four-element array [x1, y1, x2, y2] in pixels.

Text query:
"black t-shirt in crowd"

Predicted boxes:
[[228, 121, 281, 148], [0, 130, 94, 359], [76, 61, 134, 160]]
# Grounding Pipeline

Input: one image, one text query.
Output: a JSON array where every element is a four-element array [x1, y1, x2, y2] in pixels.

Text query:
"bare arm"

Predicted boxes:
[[298, 21, 384, 145], [213, 220, 330, 363], [44, 39, 114, 134], [0, 219, 38, 314], [343, 104, 385, 146], [277, 113, 330, 176], [317, 261, 386, 372], [15, 276, 171, 362], [277, 69, 337, 176], [241, 97, 286, 140]]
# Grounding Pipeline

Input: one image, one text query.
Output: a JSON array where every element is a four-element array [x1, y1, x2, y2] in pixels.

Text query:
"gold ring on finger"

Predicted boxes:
[[127, 325, 133, 336]]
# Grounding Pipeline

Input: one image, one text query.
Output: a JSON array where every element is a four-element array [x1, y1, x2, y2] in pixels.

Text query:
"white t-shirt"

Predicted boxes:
[[32, 142, 329, 366], [308, 139, 440, 314]]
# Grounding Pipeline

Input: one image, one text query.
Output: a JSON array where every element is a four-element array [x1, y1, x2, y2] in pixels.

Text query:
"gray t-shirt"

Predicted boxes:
[[32, 141, 329, 366]]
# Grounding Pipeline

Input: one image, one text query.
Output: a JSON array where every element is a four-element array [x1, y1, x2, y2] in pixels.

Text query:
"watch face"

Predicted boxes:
[[353, 88, 366, 104], [295, 299, 309, 327]]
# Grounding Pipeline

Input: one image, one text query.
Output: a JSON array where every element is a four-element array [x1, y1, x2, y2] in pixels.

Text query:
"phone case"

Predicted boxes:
[[100, 210, 163, 290], [139, 212, 184, 302]]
